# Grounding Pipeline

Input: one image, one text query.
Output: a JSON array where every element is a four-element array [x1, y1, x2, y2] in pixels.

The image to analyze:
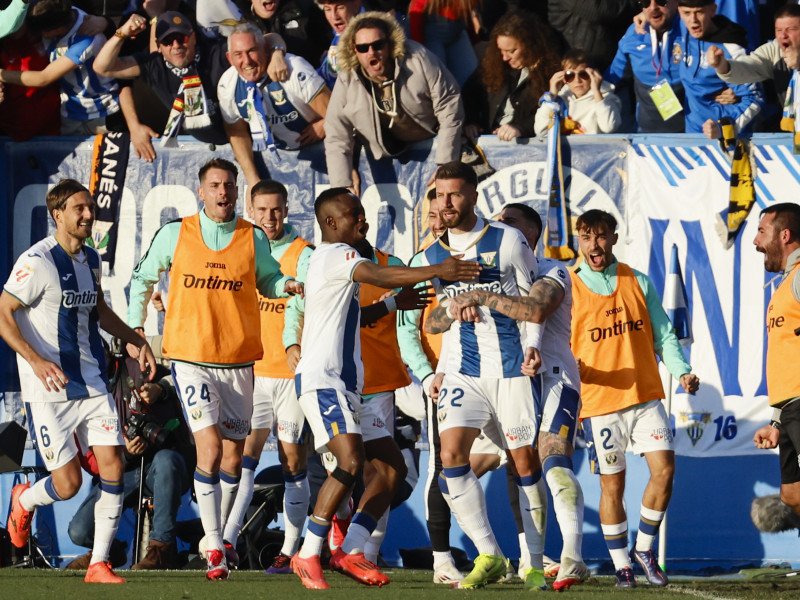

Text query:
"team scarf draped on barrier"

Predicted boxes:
[[538, 92, 575, 260], [714, 117, 756, 250], [87, 131, 130, 271]]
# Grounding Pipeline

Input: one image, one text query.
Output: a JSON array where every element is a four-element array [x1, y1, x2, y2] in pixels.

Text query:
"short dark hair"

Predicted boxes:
[[435, 161, 478, 188], [314, 187, 354, 219], [677, 0, 715, 7], [503, 203, 543, 234], [576, 209, 617, 233], [775, 3, 800, 21], [198, 158, 238, 183], [352, 16, 391, 41], [47, 179, 89, 218], [27, 0, 74, 33], [761, 202, 800, 241], [250, 180, 288, 203]]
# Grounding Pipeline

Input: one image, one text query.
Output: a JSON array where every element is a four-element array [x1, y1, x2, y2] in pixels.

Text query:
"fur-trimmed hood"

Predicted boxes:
[[336, 11, 407, 73]]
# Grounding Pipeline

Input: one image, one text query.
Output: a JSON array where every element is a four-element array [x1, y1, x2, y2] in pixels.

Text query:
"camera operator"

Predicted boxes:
[[66, 339, 195, 570]]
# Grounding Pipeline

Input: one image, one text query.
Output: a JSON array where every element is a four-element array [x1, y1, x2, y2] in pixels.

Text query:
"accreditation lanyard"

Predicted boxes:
[[649, 27, 670, 79]]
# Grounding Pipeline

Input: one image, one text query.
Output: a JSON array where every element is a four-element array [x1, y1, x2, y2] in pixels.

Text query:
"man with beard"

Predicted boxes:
[[324, 11, 463, 190], [422, 162, 544, 591], [752, 203, 800, 526], [290, 188, 480, 589], [1, 179, 155, 584]]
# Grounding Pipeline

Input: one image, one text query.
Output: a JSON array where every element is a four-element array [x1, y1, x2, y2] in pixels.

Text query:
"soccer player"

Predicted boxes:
[[290, 188, 481, 590], [570, 209, 699, 588], [752, 204, 800, 520], [127, 158, 302, 580], [447, 202, 588, 591], [221, 179, 314, 572], [422, 162, 546, 591], [0, 179, 155, 584]]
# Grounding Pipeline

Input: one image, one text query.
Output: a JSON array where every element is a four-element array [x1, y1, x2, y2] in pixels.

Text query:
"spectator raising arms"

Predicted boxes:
[[462, 10, 561, 142], [534, 49, 622, 137]]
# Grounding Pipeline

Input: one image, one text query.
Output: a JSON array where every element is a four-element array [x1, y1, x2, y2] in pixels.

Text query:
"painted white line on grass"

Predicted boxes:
[[674, 587, 740, 600]]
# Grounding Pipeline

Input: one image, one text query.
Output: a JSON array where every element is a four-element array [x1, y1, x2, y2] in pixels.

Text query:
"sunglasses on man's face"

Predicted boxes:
[[161, 33, 190, 47], [564, 70, 590, 83], [639, 0, 668, 8], [354, 38, 388, 54]]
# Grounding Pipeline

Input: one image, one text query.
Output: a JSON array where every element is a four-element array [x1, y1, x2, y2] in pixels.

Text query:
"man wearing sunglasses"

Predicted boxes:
[[606, 0, 685, 133], [324, 11, 463, 191], [94, 11, 230, 161]]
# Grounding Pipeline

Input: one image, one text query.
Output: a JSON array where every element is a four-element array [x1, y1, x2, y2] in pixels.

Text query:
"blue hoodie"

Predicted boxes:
[[676, 14, 763, 134]]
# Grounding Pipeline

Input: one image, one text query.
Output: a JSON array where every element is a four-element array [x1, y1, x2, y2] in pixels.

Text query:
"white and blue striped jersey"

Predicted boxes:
[[536, 258, 579, 390], [4, 237, 108, 402], [422, 219, 537, 379], [48, 8, 119, 121], [294, 242, 369, 396]]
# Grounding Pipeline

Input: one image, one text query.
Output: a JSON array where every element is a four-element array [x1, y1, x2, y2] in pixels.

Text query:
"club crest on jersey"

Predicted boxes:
[[45, 449, 55, 462], [437, 410, 447, 423], [479, 251, 497, 267], [605, 453, 618, 465], [269, 88, 287, 106], [679, 411, 710, 446], [191, 409, 203, 420]]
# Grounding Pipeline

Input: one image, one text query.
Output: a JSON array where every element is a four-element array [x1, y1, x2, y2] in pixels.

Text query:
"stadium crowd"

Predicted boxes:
[[1, 0, 800, 593]]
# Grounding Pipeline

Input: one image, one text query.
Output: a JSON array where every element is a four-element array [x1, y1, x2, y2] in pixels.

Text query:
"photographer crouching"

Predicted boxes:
[[66, 337, 195, 570]]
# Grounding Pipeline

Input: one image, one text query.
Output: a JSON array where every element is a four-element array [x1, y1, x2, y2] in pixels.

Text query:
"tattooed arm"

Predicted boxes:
[[449, 278, 566, 323], [423, 296, 481, 334]]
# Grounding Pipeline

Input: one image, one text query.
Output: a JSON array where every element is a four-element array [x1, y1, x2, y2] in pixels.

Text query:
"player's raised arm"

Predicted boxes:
[[352, 253, 480, 290]]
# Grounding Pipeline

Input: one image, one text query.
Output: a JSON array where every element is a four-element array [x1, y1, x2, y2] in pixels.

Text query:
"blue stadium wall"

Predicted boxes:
[[0, 133, 798, 569]]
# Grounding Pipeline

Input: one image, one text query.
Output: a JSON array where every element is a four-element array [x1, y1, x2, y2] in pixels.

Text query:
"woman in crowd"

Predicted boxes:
[[462, 10, 561, 142]]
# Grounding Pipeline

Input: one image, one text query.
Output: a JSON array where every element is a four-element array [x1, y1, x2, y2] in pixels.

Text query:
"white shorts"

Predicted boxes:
[[27, 394, 122, 470], [360, 391, 395, 443], [539, 374, 581, 445], [584, 399, 674, 475], [171, 362, 254, 440], [436, 373, 540, 451], [470, 431, 508, 468], [253, 376, 307, 444], [299, 388, 361, 452]]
